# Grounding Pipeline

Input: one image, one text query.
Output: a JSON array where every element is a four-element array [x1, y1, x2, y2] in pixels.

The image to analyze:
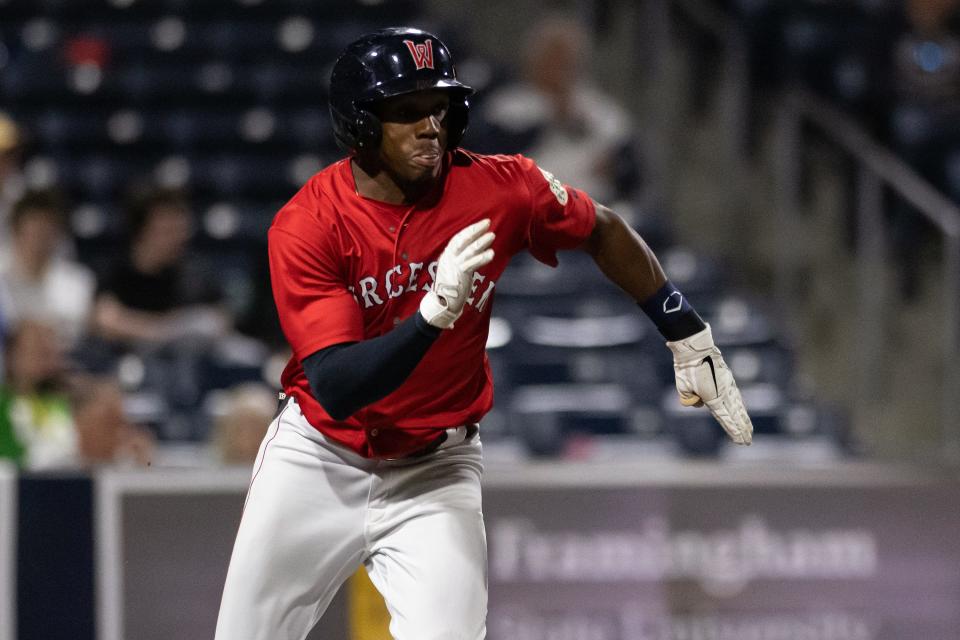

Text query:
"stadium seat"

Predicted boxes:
[[722, 342, 794, 388], [496, 250, 621, 299], [660, 246, 725, 301], [703, 295, 778, 346], [509, 383, 635, 455]]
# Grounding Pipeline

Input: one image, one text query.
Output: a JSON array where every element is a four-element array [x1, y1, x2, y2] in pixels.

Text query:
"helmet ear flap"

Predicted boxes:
[[354, 109, 382, 152], [446, 94, 470, 149]]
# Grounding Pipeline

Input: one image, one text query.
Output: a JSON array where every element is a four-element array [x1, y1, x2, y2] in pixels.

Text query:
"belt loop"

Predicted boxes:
[[273, 392, 289, 420]]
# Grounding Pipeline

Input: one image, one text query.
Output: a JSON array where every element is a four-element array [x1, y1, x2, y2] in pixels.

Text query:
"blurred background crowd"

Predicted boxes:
[[0, 0, 957, 471]]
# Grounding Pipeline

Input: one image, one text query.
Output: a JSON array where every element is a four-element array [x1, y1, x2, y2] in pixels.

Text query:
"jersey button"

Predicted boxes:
[[370, 428, 379, 437], [401, 252, 408, 260], [388, 225, 396, 232], [393, 317, 401, 325]]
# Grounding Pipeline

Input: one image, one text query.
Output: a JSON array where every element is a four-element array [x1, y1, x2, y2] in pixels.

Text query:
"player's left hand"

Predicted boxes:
[[666, 324, 753, 445], [419, 219, 495, 329]]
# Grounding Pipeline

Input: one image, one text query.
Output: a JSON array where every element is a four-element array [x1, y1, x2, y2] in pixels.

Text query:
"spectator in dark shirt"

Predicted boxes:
[[92, 187, 230, 346]]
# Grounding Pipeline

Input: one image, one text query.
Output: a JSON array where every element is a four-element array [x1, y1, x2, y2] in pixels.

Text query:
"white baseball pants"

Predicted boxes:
[[214, 397, 488, 640]]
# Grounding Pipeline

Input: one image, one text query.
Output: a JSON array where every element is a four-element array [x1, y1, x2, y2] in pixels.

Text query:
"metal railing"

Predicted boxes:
[[651, 0, 960, 458], [773, 88, 960, 458]]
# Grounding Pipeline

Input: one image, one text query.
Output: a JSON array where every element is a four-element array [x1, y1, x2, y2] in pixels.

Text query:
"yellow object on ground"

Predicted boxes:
[[347, 566, 391, 640]]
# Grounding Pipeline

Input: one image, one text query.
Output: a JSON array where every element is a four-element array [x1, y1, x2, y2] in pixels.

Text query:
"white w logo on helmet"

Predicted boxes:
[[403, 39, 435, 70]]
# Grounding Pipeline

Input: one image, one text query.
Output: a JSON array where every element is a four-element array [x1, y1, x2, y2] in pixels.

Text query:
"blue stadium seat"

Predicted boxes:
[[119, 62, 200, 102], [76, 154, 127, 198], [659, 246, 725, 301], [274, 108, 335, 150], [159, 110, 239, 149], [495, 250, 620, 299], [196, 200, 276, 243], [722, 342, 794, 387], [188, 154, 300, 198], [0, 52, 68, 102], [666, 412, 726, 457], [703, 295, 778, 346], [509, 383, 635, 455], [244, 60, 328, 105]]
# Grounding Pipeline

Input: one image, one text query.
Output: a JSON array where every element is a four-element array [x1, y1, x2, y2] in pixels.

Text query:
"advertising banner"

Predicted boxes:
[[484, 482, 960, 640], [95, 465, 960, 640]]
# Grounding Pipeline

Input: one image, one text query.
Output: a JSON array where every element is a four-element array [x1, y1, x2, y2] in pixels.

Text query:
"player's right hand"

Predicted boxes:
[[666, 324, 753, 445], [419, 219, 495, 329]]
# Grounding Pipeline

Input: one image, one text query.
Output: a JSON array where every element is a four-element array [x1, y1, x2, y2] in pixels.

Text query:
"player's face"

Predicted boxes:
[[374, 90, 450, 185]]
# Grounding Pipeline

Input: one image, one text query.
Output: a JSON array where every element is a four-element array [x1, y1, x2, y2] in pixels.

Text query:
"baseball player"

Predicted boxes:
[[215, 27, 753, 640]]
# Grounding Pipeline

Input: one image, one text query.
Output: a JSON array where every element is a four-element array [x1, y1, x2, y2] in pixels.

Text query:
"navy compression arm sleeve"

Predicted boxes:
[[301, 312, 442, 421]]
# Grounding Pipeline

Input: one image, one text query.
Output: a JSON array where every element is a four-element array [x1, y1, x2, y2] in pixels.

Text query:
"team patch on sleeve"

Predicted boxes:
[[538, 167, 569, 206]]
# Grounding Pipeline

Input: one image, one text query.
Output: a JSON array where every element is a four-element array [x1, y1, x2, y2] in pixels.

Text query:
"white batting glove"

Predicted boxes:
[[666, 324, 754, 445], [420, 219, 495, 329]]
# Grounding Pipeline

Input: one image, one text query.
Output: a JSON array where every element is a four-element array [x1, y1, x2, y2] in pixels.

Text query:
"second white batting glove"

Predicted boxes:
[[666, 324, 754, 445], [420, 219, 495, 329]]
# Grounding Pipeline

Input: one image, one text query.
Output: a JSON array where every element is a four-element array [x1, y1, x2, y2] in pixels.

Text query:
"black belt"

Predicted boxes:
[[278, 393, 478, 459]]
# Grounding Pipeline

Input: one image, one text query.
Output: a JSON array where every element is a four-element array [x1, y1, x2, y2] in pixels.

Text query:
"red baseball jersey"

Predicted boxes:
[[269, 149, 596, 458]]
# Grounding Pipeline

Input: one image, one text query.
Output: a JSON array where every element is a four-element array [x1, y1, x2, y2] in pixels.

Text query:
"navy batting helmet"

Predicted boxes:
[[329, 27, 474, 154]]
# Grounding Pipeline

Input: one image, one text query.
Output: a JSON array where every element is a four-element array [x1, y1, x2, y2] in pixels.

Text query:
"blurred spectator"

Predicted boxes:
[[209, 382, 276, 465], [887, 0, 960, 296], [92, 186, 231, 346], [234, 253, 287, 350], [0, 190, 96, 345], [0, 320, 77, 469], [0, 112, 25, 250], [479, 17, 641, 204], [70, 376, 154, 467], [888, 0, 960, 171], [893, 0, 960, 106]]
